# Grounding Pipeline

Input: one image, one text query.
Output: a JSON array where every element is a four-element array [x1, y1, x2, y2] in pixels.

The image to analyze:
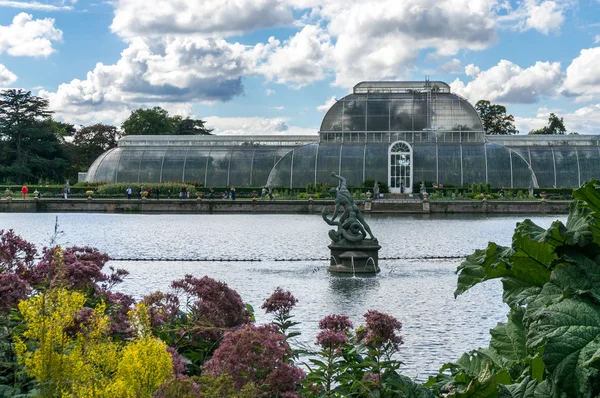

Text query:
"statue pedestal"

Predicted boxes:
[[328, 240, 381, 274]]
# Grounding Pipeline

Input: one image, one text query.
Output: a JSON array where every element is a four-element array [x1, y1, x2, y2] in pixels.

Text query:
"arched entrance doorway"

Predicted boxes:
[[389, 141, 412, 194]]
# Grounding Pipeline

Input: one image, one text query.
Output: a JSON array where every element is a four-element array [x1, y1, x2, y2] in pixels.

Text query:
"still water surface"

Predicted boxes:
[[0, 213, 565, 378]]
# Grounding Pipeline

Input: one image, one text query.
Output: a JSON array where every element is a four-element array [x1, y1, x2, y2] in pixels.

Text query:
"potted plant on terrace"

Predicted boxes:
[[85, 190, 94, 200], [4, 189, 13, 201]]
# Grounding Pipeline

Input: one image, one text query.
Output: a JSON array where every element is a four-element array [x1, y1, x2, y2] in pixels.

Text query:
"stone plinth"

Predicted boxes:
[[328, 240, 381, 274]]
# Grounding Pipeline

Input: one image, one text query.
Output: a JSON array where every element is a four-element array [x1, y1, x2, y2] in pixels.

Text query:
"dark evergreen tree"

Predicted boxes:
[[0, 89, 67, 183]]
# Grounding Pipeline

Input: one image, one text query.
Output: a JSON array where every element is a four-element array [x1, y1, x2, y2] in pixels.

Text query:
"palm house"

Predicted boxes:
[[85, 81, 600, 192]]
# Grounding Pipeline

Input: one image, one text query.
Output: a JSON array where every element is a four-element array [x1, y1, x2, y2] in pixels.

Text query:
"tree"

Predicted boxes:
[[175, 117, 213, 135], [528, 112, 567, 135], [0, 89, 67, 183], [121, 107, 212, 136], [475, 100, 518, 135], [121, 106, 175, 136], [62, 124, 121, 179]]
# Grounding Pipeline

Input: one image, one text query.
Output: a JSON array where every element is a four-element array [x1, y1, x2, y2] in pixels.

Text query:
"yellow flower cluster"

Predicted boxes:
[[16, 290, 173, 398]]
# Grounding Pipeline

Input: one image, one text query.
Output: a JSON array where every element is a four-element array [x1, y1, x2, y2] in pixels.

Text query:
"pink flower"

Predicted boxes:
[[171, 275, 251, 341], [261, 287, 298, 316], [356, 310, 403, 350], [204, 324, 304, 395], [316, 329, 348, 348], [0, 273, 30, 313], [318, 314, 353, 333], [142, 291, 180, 328]]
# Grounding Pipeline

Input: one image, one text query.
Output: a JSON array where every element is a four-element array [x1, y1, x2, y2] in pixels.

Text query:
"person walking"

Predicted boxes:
[[261, 187, 266, 200], [155, 187, 160, 200], [126, 186, 132, 200], [230, 186, 236, 201], [21, 185, 28, 200], [180, 185, 187, 199]]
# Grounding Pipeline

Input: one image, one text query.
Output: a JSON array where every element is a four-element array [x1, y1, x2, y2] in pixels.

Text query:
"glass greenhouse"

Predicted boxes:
[[85, 81, 600, 192]]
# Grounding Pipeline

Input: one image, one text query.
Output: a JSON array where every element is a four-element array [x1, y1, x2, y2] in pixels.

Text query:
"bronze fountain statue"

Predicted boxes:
[[323, 172, 380, 273]]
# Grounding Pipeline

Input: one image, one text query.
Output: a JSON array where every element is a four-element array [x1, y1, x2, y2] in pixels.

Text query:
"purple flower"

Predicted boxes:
[[356, 310, 403, 350], [316, 329, 348, 348], [142, 291, 180, 328], [204, 324, 304, 395], [318, 314, 353, 333], [0, 230, 37, 275], [171, 275, 251, 341], [0, 273, 30, 313], [261, 287, 298, 316], [105, 291, 135, 339]]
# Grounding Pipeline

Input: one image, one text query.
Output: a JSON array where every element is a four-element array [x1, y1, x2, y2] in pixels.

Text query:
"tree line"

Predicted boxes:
[[475, 100, 573, 135], [0, 89, 212, 184]]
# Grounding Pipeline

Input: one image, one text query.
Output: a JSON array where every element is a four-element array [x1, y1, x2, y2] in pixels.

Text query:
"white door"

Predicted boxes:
[[389, 141, 412, 193]]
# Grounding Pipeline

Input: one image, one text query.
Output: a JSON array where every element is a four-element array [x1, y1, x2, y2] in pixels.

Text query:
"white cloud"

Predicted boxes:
[[562, 47, 600, 101], [204, 116, 317, 135], [438, 58, 462, 74], [110, 0, 294, 39], [270, 106, 285, 110], [497, 0, 567, 35], [259, 25, 333, 87], [0, 64, 17, 86], [515, 104, 600, 134], [41, 36, 276, 124], [317, 96, 337, 112], [0, 1, 73, 10], [0, 13, 62, 57], [524, 0, 564, 34], [265, 89, 275, 96], [595, 35, 600, 44], [451, 59, 562, 103]]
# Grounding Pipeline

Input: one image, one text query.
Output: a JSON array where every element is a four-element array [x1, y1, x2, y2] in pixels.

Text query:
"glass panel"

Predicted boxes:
[[205, 150, 231, 187], [116, 149, 144, 182], [343, 116, 365, 131], [462, 144, 486, 186], [86, 150, 110, 182], [138, 150, 165, 183], [511, 150, 533, 188], [340, 145, 365, 187], [291, 144, 318, 187], [342, 98, 366, 131], [577, 148, 600, 185], [92, 149, 120, 183], [161, 150, 186, 183], [320, 101, 343, 131], [554, 148, 579, 188], [316, 145, 341, 184], [269, 151, 292, 188], [412, 95, 428, 131], [251, 150, 277, 187], [484, 144, 510, 187], [412, 144, 436, 185], [364, 145, 387, 185], [184, 149, 211, 185], [437, 145, 461, 186], [529, 148, 555, 188], [367, 116, 389, 131], [390, 100, 413, 131], [229, 149, 254, 187]]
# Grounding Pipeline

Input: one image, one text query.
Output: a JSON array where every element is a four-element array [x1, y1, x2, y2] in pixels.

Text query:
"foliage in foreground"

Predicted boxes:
[[4, 180, 600, 397], [426, 179, 600, 397]]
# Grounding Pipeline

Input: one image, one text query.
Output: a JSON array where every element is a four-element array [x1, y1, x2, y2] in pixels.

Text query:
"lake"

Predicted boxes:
[[0, 212, 565, 378]]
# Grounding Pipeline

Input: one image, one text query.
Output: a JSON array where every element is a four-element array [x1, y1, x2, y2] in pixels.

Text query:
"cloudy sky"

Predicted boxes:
[[0, 0, 599, 135]]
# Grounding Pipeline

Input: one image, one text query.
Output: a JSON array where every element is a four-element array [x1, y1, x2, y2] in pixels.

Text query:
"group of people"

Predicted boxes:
[[261, 186, 275, 201]]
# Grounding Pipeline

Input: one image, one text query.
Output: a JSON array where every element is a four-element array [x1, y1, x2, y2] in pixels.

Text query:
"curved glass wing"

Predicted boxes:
[[138, 150, 165, 183], [86, 147, 120, 183], [161, 149, 187, 183], [462, 144, 486, 186], [116, 149, 144, 183]]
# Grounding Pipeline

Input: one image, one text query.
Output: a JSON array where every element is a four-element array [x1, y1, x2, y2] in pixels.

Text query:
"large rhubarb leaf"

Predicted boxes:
[[527, 298, 600, 395], [572, 180, 600, 244], [490, 308, 526, 363], [455, 243, 512, 297]]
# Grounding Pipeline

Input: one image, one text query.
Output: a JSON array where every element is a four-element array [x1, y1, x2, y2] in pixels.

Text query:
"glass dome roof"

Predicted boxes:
[[320, 81, 484, 133]]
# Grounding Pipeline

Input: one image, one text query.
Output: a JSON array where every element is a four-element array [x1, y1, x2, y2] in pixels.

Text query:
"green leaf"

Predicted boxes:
[[572, 180, 600, 245], [455, 243, 513, 297], [528, 298, 600, 395], [500, 376, 537, 398], [490, 308, 526, 363], [501, 278, 542, 309], [551, 253, 600, 305]]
